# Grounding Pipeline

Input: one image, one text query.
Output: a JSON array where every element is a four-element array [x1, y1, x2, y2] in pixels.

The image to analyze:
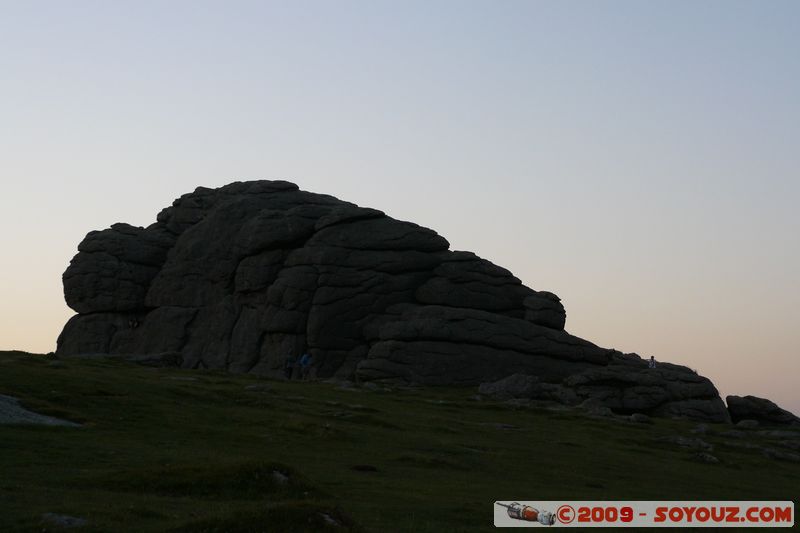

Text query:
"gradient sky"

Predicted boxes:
[[2, 1, 798, 414]]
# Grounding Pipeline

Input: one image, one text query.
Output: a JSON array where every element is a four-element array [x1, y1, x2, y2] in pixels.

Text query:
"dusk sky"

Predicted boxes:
[[2, 1, 798, 413]]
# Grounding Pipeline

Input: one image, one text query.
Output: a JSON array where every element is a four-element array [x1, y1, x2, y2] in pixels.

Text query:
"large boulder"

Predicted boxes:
[[56, 180, 731, 422], [478, 364, 730, 423], [727, 396, 800, 426], [564, 365, 729, 422]]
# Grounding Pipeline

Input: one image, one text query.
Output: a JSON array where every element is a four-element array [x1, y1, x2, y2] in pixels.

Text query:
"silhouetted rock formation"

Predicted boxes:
[[479, 363, 730, 423], [727, 395, 800, 426], [57, 180, 731, 422]]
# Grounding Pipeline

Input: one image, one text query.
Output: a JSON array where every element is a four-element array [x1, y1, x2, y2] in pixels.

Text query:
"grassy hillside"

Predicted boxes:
[[1, 350, 797, 532]]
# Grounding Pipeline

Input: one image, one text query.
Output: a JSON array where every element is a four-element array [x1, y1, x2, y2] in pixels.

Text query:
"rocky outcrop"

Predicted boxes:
[[478, 365, 731, 424], [478, 373, 579, 405], [564, 366, 731, 423], [57, 180, 731, 422], [726, 396, 800, 426]]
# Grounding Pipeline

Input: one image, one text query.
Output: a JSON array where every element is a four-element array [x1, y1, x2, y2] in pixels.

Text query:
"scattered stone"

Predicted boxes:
[[719, 430, 747, 439], [536, 383, 581, 406], [478, 374, 583, 407], [692, 452, 720, 464], [629, 413, 652, 424], [0, 395, 81, 427], [762, 448, 800, 463], [654, 435, 713, 451], [736, 419, 759, 429], [504, 398, 533, 409], [423, 399, 450, 406], [244, 383, 272, 392], [478, 374, 539, 400], [543, 403, 573, 413], [41, 513, 88, 529], [690, 423, 708, 434], [721, 440, 763, 451], [271, 470, 289, 484], [756, 430, 800, 440], [333, 381, 357, 390], [580, 399, 613, 417], [721, 441, 800, 462], [319, 512, 341, 527]]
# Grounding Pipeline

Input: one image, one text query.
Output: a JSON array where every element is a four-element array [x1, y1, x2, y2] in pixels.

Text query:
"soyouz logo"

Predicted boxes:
[[493, 501, 794, 527]]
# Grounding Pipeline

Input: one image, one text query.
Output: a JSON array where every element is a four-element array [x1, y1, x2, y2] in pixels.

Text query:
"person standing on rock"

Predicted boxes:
[[284, 353, 297, 380], [649, 356, 657, 369], [299, 352, 313, 380]]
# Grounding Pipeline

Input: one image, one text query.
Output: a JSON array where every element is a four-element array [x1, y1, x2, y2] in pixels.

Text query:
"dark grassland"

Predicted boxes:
[[1, 351, 797, 532]]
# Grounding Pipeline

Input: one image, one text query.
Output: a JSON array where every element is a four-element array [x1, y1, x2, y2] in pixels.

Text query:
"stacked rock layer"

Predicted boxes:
[[57, 181, 730, 422]]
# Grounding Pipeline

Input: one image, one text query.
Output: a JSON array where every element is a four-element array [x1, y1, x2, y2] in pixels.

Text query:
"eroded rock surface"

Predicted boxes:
[[727, 395, 800, 426], [478, 364, 731, 423], [57, 180, 733, 422]]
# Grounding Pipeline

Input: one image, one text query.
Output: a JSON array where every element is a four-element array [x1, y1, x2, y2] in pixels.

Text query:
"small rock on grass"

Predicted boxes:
[[41, 513, 88, 529], [720, 430, 746, 439], [582, 402, 613, 417], [0, 395, 81, 427], [721, 440, 762, 451], [244, 384, 272, 392], [762, 448, 800, 463], [271, 470, 289, 484], [693, 452, 720, 464], [319, 512, 342, 527], [757, 430, 800, 439], [655, 435, 713, 451]]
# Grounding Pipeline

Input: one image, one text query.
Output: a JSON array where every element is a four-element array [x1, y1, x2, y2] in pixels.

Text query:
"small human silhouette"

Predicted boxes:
[[299, 352, 313, 380]]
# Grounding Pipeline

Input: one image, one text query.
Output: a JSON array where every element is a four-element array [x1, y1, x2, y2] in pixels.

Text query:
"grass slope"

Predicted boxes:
[[0, 351, 797, 532]]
